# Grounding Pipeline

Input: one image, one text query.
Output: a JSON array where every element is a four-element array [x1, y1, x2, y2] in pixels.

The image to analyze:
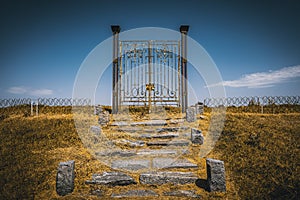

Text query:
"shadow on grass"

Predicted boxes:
[[196, 179, 209, 192]]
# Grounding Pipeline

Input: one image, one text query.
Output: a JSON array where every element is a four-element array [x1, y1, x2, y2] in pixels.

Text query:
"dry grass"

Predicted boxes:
[[0, 108, 299, 199]]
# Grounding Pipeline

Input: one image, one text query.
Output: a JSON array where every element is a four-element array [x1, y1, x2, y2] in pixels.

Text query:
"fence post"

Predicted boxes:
[[36, 99, 39, 116], [261, 105, 263, 114], [31, 100, 33, 116]]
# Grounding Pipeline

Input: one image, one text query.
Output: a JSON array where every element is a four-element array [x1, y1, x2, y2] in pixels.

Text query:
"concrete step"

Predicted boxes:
[[146, 140, 190, 146], [140, 171, 198, 185], [139, 133, 179, 139], [111, 190, 158, 198], [153, 158, 198, 169], [85, 172, 136, 186]]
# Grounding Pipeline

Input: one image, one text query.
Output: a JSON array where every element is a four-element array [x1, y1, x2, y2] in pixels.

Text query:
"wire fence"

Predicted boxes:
[[0, 98, 92, 116], [1, 96, 300, 117], [204, 96, 300, 113]]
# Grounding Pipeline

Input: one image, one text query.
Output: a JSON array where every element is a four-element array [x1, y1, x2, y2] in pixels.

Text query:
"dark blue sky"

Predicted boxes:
[[1, 0, 300, 104]]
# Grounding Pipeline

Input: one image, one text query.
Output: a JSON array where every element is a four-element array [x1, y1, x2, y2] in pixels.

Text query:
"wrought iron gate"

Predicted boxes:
[[111, 26, 189, 113]]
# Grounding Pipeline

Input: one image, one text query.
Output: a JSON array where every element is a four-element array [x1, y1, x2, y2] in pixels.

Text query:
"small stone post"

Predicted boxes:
[[191, 128, 204, 144], [186, 107, 196, 122], [56, 160, 75, 196], [206, 158, 226, 192]]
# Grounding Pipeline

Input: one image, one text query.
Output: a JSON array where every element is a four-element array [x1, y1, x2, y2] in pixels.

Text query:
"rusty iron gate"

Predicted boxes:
[[111, 26, 189, 113]]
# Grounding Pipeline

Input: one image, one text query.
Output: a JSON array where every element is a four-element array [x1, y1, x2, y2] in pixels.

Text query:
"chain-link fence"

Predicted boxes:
[[204, 96, 300, 113], [0, 98, 92, 117]]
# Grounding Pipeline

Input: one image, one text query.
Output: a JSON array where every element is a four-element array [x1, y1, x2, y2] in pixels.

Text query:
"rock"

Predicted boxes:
[[140, 171, 198, 185], [115, 139, 145, 147], [94, 105, 103, 115], [206, 158, 226, 192], [90, 125, 101, 136], [153, 158, 198, 169], [90, 189, 103, 197], [199, 115, 205, 119], [56, 160, 75, 196], [111, 159, 150, 171], [186, 107, 196, 122], [98, 110, 110, 125], [95, 150, 136, 157], [191, 128, 204, 144], [86, 172, 136, 186], [163, 190, 201, 198], [111, 190, 158, 198], [137, 149, 178, 156], [111, 121, 128, 126], [146, 140, 190, 146]]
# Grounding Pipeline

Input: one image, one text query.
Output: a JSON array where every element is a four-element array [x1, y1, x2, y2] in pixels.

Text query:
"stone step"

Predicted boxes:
[[153, 158, 198, 169], [136, 149, 178, 156], [139, 133, 179, 139], [111, 159, 150, 171], [111, 190, 158, 198], [146, 140, 190, 146], [114, 139, 145, 147], [115, 127, 142, 133], [163, 190, 201, 198], [140, 171, 198, 185], [95, 150, 136, 157], [130, 120, 167, 126], [157, 126, 189, 132], [85, 172, 136, 186]]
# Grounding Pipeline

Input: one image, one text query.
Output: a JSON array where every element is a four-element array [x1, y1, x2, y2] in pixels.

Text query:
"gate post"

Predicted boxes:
[[180, 25, 189, 113], [111, 25, 120, 114]]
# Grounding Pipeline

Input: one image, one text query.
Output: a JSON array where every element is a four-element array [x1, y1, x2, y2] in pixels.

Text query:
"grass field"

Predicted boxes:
[[0, 108, 299, 199]]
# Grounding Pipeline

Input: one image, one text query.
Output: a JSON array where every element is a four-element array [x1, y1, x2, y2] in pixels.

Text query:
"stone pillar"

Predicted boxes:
[[56, 160, 75, 196], [186, 107, 196, 122], [206, 158, 226, 192], [180, 25, 189, 113], [111, 25, 121, 114], [191, 128, 204, 144], [195, 102, 204, 115]]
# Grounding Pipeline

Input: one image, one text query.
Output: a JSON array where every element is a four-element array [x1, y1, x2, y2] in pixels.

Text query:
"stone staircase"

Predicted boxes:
[[56, 110, 226, 198]]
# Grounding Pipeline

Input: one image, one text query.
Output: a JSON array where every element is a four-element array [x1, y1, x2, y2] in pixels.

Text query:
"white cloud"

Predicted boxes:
[[7, 86, 28, 94], [208, 65, 300, 88], [7, 86, 53, 96]]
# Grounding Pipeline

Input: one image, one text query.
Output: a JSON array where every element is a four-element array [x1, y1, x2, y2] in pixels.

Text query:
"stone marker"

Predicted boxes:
[[186, 107, 196, 122], [195, 102, 204, 115], [98, 110, 110, 125], [111, 190, 158, 198], [163, 190, 201, 198], [111, 159, 150, 171], [153, 158, 198, 169], [90, 125, 101, 136], [85, 172, 136, 186], [140, 171, 198, 185], [56, 160, 75, 196], [206, 158, 226, 192], [191, 128, 204, 144]]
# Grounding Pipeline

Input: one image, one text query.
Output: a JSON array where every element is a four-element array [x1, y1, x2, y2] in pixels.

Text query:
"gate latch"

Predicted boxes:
[[146, 83, 155, 91]]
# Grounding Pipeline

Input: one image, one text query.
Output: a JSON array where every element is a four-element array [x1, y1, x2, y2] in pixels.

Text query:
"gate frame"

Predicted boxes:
[[111, 25, 189, 113]]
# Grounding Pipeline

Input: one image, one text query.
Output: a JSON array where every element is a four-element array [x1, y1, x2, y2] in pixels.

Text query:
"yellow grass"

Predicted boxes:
[[0, 109, 299, 199]]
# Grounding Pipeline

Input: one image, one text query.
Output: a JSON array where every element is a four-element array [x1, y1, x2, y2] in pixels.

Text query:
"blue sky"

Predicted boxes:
[[1, 0, 300, 105]]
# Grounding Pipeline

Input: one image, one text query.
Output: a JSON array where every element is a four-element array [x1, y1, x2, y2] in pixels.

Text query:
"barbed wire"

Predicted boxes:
[[204, 96, 300, 107]]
